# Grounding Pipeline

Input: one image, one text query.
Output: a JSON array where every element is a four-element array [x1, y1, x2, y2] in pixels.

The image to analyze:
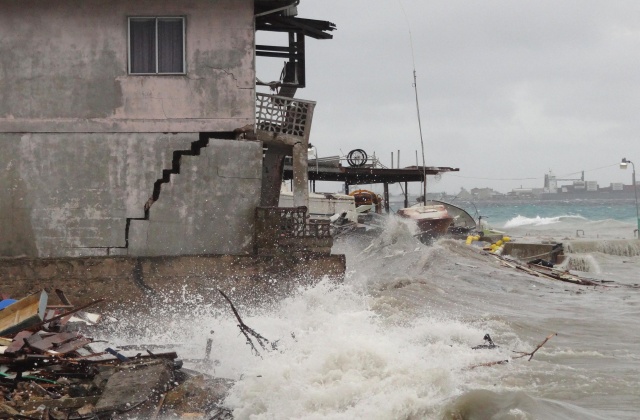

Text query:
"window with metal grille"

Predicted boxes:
[[129, 17, 185, 74]]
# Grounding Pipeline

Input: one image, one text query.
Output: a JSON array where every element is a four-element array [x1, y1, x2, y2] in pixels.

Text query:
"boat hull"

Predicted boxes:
[[396, 205, 454, 241]]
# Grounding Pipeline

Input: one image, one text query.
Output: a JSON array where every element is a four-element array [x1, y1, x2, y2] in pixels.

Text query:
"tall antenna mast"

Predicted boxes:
[[412, 68, 427, 204], [399, 1, 427, 205]]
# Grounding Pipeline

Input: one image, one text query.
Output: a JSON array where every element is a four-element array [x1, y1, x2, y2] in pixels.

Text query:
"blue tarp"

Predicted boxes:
[[0, 299, 17, 310]]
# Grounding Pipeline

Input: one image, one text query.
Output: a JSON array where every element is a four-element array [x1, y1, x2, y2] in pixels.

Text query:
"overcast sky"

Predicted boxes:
[[258, 0, 640, 195]]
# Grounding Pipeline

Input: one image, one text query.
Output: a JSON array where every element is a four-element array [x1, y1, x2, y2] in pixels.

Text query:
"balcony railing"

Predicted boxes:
[[255, 93, 316, 139], [254, 206, 332, 254]]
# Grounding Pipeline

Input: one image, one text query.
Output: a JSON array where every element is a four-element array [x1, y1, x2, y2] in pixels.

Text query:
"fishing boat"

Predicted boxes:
[[396, 204, 454, 241], [424, 200, 477, 237]]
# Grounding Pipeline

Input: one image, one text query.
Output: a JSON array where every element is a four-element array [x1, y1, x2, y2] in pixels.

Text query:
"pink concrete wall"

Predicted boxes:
[[0, 0, 255, 133]]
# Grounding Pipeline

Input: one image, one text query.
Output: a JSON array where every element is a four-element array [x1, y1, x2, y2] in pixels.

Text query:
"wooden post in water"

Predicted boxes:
[[384, 183, 390, 213], [404, 182, 409, 208]]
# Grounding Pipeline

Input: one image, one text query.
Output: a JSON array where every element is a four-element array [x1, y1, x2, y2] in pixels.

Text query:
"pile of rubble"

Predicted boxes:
[[0, 290, 232, 419]]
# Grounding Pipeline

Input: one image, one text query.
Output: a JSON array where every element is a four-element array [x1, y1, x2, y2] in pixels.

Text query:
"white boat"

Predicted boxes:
[[279, 184, 358, 223]]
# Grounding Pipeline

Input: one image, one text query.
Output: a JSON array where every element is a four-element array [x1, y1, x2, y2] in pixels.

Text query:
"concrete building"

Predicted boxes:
[[0, 1, 334, 258]]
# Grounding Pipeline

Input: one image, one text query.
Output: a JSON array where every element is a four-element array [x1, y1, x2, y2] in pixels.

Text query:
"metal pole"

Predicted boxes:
[[384, 183, 390, 214], [391, 152, 394, 169], [397, 150, 400, 169], [413, 70, 427, 205], [623, 158, 640, 237], [397, 1, 427, 205], [633, 161, 640, 237]]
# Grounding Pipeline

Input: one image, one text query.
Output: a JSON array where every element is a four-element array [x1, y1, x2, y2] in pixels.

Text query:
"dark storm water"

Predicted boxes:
[[103, 200, 639, 419]]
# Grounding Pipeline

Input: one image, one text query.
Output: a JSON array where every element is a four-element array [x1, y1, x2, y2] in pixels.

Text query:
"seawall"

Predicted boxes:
[[0, 253, 345, 313]]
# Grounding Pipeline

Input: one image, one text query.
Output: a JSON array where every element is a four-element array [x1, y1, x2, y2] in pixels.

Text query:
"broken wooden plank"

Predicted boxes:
[[0, 290, 48, 336], [28, 299, 105, 331], [82, 351, 179, 364], [2, 330, 33, 355], [526, 263, 601, 286], [50, 337, 93, 355], [26, 332, 81, 353]]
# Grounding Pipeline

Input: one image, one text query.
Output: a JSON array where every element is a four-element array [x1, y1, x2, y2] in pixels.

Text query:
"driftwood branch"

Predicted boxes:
[[218, 289, 270, 357], [469, 359, 509, 369], [468, 332, 557, 369], [512, 332, 557, 361]]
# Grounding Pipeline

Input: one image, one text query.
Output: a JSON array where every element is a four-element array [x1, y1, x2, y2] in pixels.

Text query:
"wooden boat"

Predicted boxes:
[[348, 189, 384, 214], [0, 290, 48, 336], [396, 204, 454, 240]]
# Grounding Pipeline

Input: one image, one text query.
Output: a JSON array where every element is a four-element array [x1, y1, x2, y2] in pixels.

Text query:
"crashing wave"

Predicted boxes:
[[565, 240, 640, 256], [503, 214, 587, 228]]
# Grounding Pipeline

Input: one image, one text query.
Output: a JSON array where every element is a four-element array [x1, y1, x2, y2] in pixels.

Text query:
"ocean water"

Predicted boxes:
[[104, 200, 639, 419]]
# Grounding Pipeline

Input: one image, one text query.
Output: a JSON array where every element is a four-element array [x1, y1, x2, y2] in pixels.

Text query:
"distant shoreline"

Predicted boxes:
[[386, 196, 638, 205]]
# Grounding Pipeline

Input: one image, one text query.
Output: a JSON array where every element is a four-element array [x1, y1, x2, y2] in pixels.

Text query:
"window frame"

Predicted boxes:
[[127, 16, 186, 75]]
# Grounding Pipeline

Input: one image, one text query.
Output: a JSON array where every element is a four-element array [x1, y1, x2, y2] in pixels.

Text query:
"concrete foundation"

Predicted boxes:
[[0, 135, 262, 258], [0, 253, 346, 312]]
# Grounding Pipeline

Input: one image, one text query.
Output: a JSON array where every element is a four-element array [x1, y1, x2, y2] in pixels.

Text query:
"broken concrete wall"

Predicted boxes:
[[129, 139, 263, 256], [0, 133, 196, 257], [0, 0, 263, 258], [0, 136, 262, 258], [0, 0, 255, 132]]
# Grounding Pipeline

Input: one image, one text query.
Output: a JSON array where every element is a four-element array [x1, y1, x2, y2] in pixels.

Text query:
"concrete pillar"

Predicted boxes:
[[260, 149, 287, 207], [292, 142, 309, 209]]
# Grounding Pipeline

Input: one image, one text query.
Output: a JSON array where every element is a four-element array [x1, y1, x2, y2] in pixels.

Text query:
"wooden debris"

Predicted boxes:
[[513, 332, 557, 361], [492, 254, 605, 286], [17, 396, 99, 412], [0, 291, 48, 336], [525, 263, 601, 286], [3, 331, 33, 355], [1, 289, 235, 418], [28, 298, 106, 331], [219, 288, 271, 357], [468, 332, 558, 369], [469, 359, 509, 369]]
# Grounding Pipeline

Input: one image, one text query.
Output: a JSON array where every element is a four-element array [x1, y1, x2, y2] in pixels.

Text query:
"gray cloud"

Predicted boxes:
[[269, 0, 640, 194]]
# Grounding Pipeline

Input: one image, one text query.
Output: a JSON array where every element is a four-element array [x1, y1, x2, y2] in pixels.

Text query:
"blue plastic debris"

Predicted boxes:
[[0, 299, 18, 310]]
